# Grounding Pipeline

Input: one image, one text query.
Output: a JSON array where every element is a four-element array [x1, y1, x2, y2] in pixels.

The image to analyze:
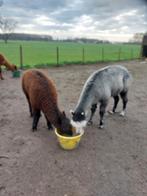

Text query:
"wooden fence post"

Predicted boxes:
[[20, 45, 23, 69], [56, 47, 59, 66]]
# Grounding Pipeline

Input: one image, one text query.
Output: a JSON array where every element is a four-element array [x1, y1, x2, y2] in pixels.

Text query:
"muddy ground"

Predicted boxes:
[[0, 60, 147, 196]]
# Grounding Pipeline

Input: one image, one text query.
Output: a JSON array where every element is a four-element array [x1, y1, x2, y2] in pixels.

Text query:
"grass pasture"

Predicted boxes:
[[0, 40, 141, 67]]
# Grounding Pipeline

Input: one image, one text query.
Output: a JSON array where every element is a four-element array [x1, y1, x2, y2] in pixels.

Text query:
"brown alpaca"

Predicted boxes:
[[0, 53, 17, 80], [22, 69, 73, 136]]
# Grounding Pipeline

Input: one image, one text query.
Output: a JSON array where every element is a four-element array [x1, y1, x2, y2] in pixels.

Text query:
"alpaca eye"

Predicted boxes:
[[81, 112, 84, 116], [70, 109, 74, 115]]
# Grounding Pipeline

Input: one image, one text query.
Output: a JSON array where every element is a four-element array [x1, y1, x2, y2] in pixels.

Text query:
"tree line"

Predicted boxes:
[[0, 33, 53, 42]]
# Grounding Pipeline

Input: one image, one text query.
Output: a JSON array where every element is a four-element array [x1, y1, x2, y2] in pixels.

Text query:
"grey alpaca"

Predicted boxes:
[[71, 65, 132, 129]]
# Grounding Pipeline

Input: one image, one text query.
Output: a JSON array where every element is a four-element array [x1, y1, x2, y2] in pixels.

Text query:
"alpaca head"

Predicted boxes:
[[70, 109, 87, 130], [11, 64, 17, 71], [6, 64, 17, 71]]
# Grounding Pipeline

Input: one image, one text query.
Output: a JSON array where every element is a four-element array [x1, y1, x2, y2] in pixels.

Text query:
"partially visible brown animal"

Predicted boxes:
[[0, 53, 17, 80], [22, 69, 73, 136]]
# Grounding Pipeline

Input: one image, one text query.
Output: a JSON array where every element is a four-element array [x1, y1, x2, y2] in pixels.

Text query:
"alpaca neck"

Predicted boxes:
[[42, 101, 62, 129], [76, 94, 94, 113]]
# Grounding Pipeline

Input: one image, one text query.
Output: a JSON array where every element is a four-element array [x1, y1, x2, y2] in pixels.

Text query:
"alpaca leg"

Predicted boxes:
[[32, 110, 41, 131], [108, 95, 119, 114], [112, 95, 119, 113], [120, 91, 128, 116], [44, 115, 53, 130], [99, 100, 108, 129], [47, 121, 53, 130], [88, 104, 97, 125]]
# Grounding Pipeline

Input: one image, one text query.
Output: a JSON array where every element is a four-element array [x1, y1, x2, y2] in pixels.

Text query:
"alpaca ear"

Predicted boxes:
[[70, 109, 74, 115], [62, 111, 66, 117]]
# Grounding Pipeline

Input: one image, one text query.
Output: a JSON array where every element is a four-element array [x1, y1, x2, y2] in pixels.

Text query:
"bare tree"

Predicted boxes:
[[0, 17, 17, 43], [130, 33, 144, 44], [0, 1, 17, 43]]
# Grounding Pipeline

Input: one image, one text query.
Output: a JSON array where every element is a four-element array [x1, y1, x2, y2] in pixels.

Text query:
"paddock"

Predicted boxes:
[[0, 60, 147, 196]]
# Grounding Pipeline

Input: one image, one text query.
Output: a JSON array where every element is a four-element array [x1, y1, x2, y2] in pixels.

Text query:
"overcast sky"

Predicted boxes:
[[0, 0, 147, 42]]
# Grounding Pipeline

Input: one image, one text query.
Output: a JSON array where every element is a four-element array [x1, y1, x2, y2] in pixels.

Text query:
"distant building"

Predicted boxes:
[[141, 34, 147, 58]]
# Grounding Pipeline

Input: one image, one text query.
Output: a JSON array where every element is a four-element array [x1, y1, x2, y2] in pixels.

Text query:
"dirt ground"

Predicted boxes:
[[0, 60, 147, 196]]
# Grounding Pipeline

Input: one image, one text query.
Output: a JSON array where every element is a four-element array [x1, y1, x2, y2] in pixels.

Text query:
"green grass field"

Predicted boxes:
[[0, 40, 141, 67]]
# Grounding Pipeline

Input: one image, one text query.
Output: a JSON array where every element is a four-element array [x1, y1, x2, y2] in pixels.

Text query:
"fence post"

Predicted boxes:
[[82, 48, 85, 64], [118, 47, 121, 61], [56, 47, 59, 66], [20, 45, 23, 69]]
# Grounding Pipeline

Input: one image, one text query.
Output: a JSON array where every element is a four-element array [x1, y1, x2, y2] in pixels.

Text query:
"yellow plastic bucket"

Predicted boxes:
[[55, 129, 84, 150]]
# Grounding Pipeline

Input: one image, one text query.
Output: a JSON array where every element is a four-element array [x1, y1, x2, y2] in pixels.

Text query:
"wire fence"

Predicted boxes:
[[0, 42, 142, 68]]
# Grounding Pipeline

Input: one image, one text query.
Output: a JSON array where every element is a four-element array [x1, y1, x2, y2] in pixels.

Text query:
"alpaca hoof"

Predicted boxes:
[[48, 127, 53, 131], [120, 111, 125, 117], [108, 110, 114, 114], [99, 125, 104, 129], [32, 127, 37, 132], [87, 120, 93, 125]]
